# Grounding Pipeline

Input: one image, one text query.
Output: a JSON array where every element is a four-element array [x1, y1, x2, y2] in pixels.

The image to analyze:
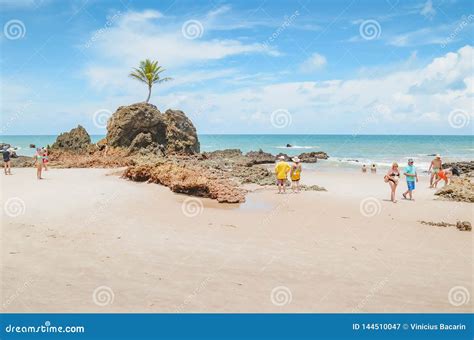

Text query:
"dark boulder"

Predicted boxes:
[[106, 103, 199, 155], [51, 125, 91, 151]]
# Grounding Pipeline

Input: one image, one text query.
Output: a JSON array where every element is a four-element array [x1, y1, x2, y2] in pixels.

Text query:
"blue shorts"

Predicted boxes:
[[407, 181, 415, 191]]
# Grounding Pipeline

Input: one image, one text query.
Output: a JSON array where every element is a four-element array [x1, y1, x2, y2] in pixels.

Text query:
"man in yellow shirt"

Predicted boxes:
[[275, 155, 291, 193]]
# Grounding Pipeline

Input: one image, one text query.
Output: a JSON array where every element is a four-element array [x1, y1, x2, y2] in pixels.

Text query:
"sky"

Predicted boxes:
[[0, 0, 473, 135]]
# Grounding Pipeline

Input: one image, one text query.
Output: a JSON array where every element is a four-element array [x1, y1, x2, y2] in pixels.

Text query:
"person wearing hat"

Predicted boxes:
[[290, 157, 302, 193], [403, 158, 418, 200], [428, 154, 442, 188], [274, 155, 291, 194]]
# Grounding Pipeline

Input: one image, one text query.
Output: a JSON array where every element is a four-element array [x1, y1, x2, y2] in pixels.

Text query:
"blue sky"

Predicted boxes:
[[0, 0, 473, 135]]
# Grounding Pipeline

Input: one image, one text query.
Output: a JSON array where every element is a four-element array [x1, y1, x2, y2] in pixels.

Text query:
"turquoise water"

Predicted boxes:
[[2, 134, 472, 171]]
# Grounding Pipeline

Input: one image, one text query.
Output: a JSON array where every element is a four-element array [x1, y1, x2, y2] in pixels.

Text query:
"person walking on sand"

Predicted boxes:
[[290, 157, 302, 193], [402, 158, 418, 200], [429, 154, 442, 188], [384, 162, 400, 203], [42, 147, 49, 171], [2, 147, 12, 175], [33, 148, 44, 180], [275, 155, 290, 194]]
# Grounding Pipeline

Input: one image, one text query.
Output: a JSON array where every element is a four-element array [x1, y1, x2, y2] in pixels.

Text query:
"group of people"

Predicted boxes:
[[1, 146, 49, 179], [34, 147, 49, 179], [274, 154, 453, 203], [361, 164, 377, 173], [383, 154, 452, 203], [274, 155, 302, 194]]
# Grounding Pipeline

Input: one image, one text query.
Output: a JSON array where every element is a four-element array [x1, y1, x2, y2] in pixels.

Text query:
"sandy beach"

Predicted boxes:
[[1, 167, 472, 313]]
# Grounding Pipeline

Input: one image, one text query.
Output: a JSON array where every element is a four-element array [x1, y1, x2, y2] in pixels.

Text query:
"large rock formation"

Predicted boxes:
[[435, 177, 474, 203], [51, 125, 91, 151], [123, 162, 245, 203], [106, 103, 199, 155]]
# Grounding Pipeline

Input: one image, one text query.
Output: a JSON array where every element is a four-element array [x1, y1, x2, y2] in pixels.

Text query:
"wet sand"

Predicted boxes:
[[1, 168, 472, 312]]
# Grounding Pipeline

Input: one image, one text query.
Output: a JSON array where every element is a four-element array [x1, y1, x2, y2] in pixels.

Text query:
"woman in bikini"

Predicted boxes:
[[33, 148, 44, 180], [384, 162, 400, 203]]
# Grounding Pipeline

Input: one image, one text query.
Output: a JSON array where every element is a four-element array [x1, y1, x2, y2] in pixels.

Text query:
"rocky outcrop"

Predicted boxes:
[[297, 151, 329, 163], [106, 103, 199, 155], [203, 149, 242, 159], [123, 162, 245, 203], [443, 161, 474, 177], [434, 178, 474, 203], [10, 156, 34, 167], [51, 125, 91, 151], [245, 149, 275, 164]]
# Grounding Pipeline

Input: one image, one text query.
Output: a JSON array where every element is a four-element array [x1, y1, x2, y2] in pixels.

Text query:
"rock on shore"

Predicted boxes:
[[106, 103, 199, 155], [443, 161, 474, 177], [435, 177, 474, 203], [51, 125, 91, 151], [123, 162, 245, 203]]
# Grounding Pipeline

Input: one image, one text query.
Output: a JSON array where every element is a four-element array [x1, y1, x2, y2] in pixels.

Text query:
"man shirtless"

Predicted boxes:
[[429, 154, 442, 188]]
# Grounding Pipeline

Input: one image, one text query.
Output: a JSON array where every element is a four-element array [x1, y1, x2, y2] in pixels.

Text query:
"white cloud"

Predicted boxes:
[[299, 53, 327, 72], [420, 0, 436, 19]]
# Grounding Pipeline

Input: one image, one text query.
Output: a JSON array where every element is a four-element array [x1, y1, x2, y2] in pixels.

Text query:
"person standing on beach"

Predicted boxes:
[[42, 147, 49, 171], [290, 157, 302, 193], [33, 148, 44, 180], [402, 158, 418, 200], [2, 147, 12, 175], [275, 155, 290, 194], [371, 164, 377, 173], [384, 162, 400, 203], [428, 154, 442, 188], [362, 164, 367, 173]]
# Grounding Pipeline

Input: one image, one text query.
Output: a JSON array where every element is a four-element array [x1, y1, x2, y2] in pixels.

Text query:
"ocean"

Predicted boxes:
[[2, 134, 473, 171]]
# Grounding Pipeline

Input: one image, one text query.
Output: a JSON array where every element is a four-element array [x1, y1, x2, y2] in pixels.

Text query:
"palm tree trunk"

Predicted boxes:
[[145, 86, 151, 103]]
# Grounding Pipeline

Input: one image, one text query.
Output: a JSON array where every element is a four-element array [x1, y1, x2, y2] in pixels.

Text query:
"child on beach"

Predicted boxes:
[[275, 155, 290, 194], [290, 157, 302, 193], [371, 164, 377, 173], [34, 148, 44, 180], [362, 164, 367, 173], [384, 162, 400, 203], [2, 147, 12, 175], [42, 147, 49, 171], [429, 154, 442, 188], [402, 159, 418, 200]]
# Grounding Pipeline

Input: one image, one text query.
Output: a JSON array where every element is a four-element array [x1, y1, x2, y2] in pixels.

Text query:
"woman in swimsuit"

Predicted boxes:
[[290, 157, 302, 193], [34, 148, 44, 180], [42, 147, 49, 171], [384, 162, 400, 203]]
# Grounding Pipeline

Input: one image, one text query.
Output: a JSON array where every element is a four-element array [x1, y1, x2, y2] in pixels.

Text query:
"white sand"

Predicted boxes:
[[1, 167, 472, 313]]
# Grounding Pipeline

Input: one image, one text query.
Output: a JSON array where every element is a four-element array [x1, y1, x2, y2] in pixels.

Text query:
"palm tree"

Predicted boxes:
[[129, 59, 172, 103]]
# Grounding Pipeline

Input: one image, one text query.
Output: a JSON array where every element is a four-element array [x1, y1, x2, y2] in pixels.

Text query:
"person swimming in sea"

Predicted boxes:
[[384, 162, 400, 203], [290, 157, 302, 193]]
